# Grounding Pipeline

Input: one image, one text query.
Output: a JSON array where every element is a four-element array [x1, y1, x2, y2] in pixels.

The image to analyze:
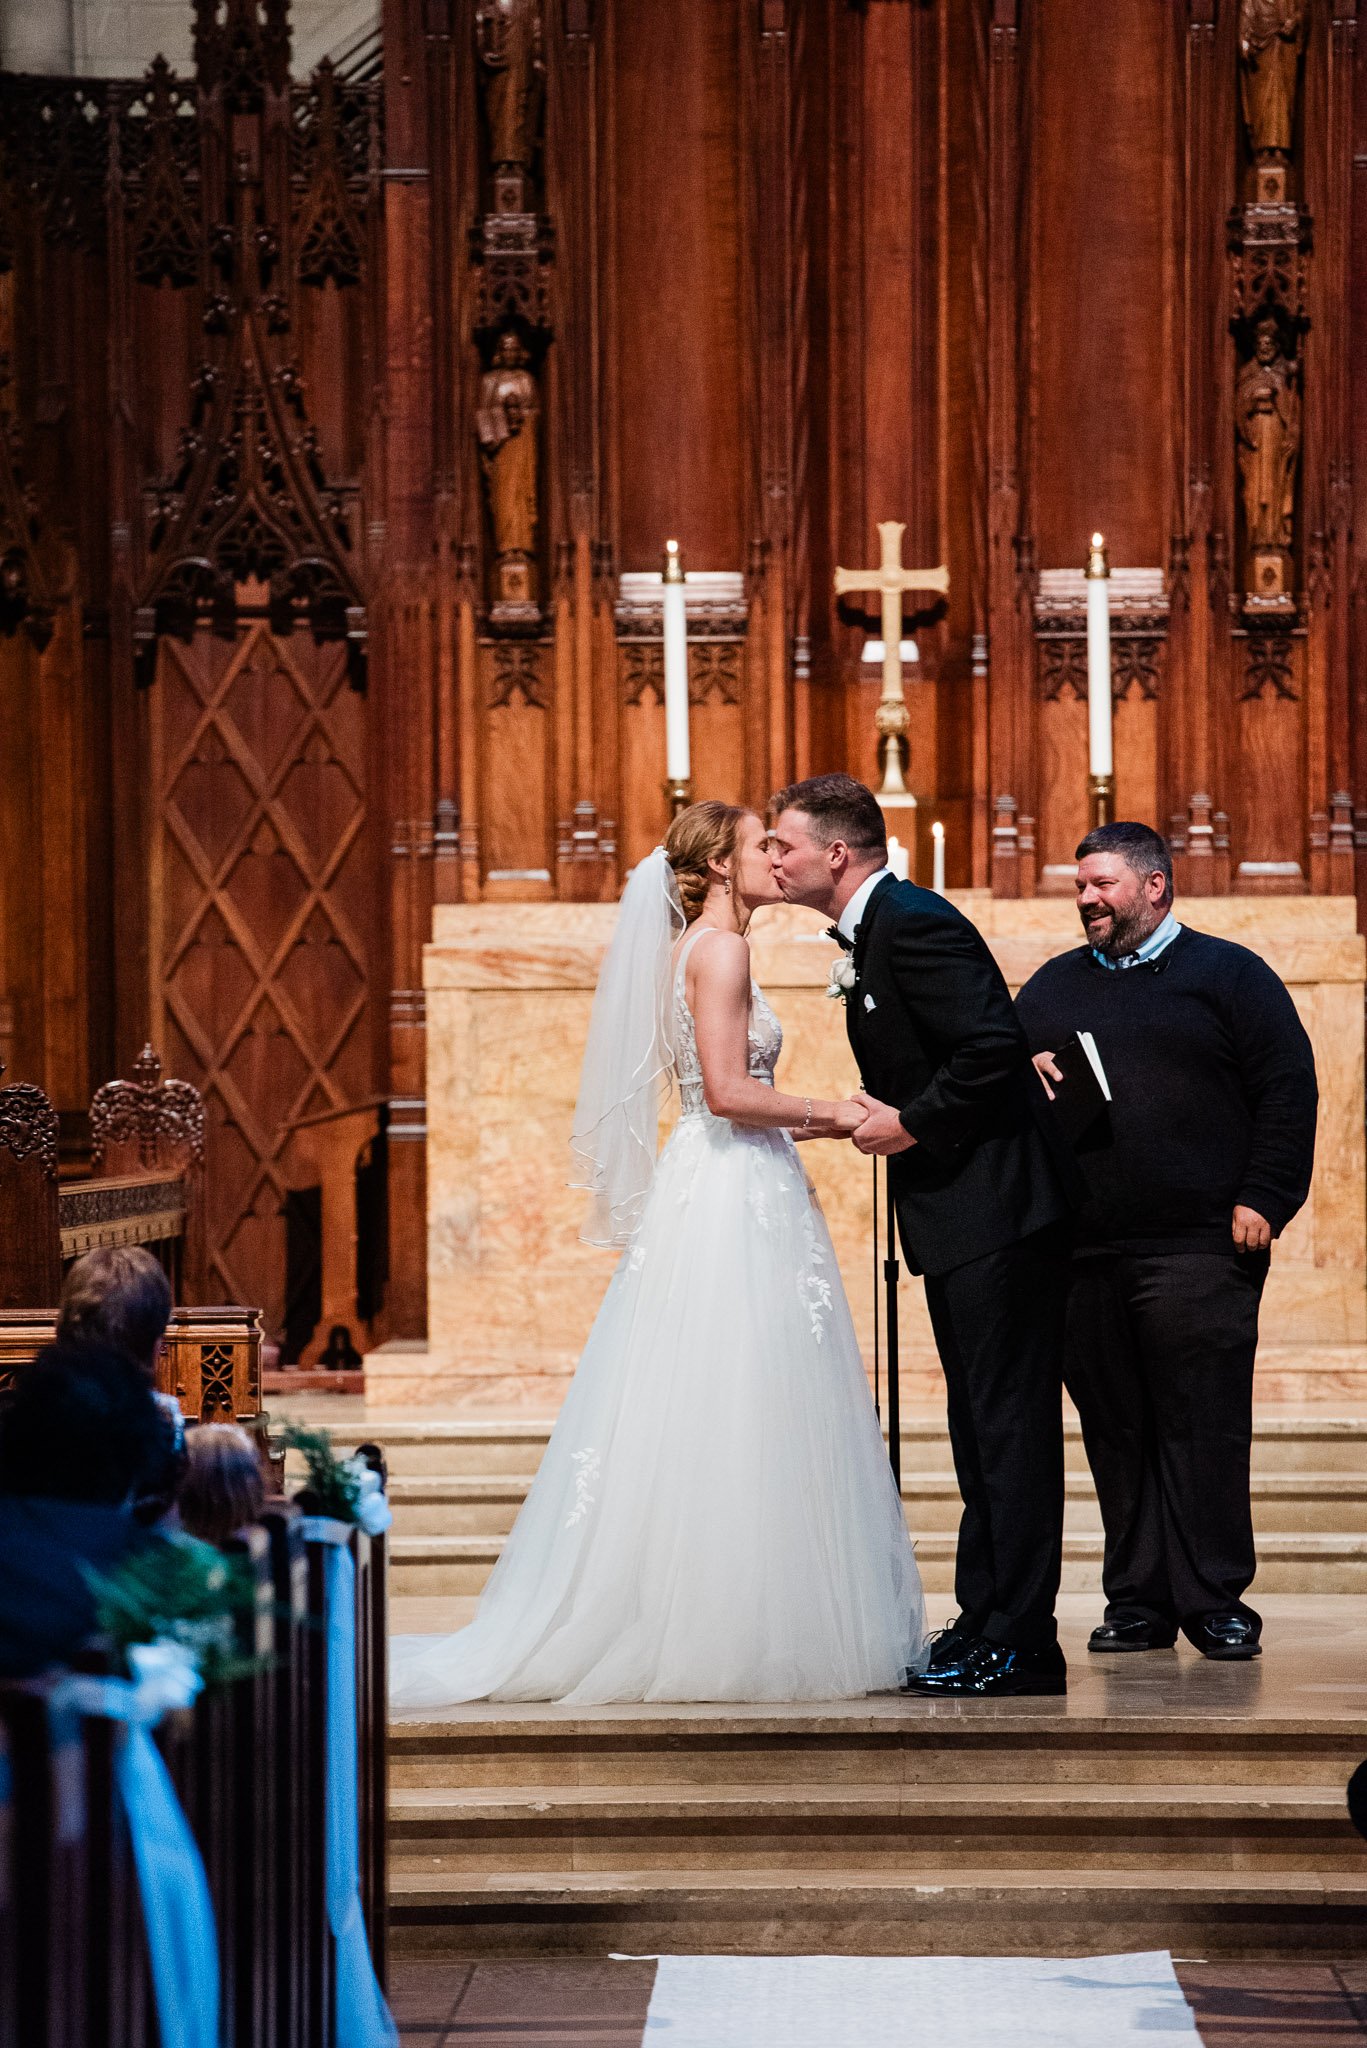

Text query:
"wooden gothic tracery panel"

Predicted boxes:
[[148, 621, 377, 1327]]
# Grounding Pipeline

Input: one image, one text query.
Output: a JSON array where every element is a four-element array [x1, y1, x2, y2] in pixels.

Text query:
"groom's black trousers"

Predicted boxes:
[[920, 1221, 1071, 1651]]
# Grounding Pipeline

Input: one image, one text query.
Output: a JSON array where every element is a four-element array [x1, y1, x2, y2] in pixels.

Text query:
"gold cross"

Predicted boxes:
[[835, 521, 949, 796]]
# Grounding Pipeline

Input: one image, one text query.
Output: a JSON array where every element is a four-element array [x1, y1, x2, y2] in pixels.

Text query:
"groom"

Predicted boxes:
[[771, 774, 1076, 1697]]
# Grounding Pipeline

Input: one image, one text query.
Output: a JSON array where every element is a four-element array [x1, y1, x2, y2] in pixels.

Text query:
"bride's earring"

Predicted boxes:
[[724, 874, 732, 895]]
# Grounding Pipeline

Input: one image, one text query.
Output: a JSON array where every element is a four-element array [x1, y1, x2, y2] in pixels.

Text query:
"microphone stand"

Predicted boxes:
[[884, 1159, 901, 1492], [872, 1158, 881, 1426]]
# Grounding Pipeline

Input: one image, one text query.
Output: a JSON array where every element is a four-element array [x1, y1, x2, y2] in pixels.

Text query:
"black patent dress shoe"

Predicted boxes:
[[1088, 1618, 1178, 1654], [1183, 1611, 1262, 1661], [903, 1625, 972, 1684], [901, 1636, 1068, 1698]]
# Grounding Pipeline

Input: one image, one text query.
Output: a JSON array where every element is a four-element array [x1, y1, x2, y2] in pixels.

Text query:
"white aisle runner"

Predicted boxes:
[[637, 1952, 1201, 2047]]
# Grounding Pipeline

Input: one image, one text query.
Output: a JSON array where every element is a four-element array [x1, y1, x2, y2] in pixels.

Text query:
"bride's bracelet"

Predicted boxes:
[[801, 1097, 813, 1132]]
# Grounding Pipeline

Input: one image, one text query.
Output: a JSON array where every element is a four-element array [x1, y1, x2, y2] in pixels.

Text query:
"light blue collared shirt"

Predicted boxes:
[[1092, 907, 1183, 971]]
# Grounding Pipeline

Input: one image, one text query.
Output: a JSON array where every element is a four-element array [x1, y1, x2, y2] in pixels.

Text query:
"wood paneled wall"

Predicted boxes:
[[2, 0, 1367, 1335]]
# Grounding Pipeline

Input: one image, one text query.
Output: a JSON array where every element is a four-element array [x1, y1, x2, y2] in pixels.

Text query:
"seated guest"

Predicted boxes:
[[1016, 822, 1318, 1662], [57, 1246, 185, 1520], [57, 1244, 174, 1373], [0, 1343, 163, 1676], [177, 1424, 266, 1546]]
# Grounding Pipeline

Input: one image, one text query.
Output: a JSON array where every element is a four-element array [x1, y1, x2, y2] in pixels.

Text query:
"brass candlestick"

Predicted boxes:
[[665, 777, 692, 819], [1089, 772, 1115, 829]]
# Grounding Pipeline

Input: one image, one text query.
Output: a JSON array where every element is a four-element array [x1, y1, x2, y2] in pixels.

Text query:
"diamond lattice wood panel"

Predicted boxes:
[[150, 623, 375, 1330]]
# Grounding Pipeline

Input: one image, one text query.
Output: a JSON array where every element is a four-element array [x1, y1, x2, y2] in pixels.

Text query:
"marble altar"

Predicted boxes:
[[369, 894, 1367, 1411]]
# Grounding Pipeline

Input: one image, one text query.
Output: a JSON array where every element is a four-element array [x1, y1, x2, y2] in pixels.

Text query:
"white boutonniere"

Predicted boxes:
[[826, 954, 858, 1003]]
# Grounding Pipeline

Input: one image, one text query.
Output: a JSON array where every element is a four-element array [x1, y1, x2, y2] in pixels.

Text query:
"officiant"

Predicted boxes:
[[1015, 822, 1318, 1661]]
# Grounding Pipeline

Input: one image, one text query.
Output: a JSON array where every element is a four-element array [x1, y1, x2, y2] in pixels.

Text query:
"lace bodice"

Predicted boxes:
[[672, 927, 782, 1116]]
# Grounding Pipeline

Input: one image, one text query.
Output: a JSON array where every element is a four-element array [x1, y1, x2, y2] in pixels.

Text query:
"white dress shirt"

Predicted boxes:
[[837, 867, 892, 947]]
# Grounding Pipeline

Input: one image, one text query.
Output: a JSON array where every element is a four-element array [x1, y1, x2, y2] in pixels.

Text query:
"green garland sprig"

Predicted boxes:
[[280, 1422, 365, 1520], [84, 1532, 260, 1688]]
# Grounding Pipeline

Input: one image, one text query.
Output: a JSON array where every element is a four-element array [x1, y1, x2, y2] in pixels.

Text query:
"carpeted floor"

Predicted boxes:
[[390, 1957, 1367, 2046]]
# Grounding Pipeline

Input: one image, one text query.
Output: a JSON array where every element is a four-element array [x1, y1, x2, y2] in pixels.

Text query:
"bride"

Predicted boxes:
[[390, 801, 926, 1707]]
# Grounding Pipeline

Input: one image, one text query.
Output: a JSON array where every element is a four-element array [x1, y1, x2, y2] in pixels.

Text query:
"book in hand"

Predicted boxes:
[[1040, 1030, 1111, 1146]]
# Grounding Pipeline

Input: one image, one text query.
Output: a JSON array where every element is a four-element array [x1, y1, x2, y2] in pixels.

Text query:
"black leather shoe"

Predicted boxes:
[[907, 1625, 973, 1680], [901, 1636, 1067, 1698], [1184, 1612, 1262, 1661], [1088, 1618, 1177, 1654]]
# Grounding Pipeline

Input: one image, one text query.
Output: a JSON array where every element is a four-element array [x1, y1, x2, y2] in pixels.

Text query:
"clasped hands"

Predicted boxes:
[[819, 1092, 915, 1156]]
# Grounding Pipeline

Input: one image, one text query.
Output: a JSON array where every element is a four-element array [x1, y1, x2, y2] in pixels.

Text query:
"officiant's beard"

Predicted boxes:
[[1081, 898, 1157, 960]]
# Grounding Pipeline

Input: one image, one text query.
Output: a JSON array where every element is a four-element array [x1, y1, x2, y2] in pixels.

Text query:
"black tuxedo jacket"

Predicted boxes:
[[843, 875, 1074, 1277]]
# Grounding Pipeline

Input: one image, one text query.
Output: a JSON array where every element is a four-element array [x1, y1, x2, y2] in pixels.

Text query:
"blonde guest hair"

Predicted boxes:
[[177, 1423, 267, 1545], [664, 801, 748, 924]]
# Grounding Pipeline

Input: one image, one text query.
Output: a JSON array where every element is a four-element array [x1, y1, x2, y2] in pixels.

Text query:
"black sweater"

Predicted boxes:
[[1014, 927, 1318, 1253]]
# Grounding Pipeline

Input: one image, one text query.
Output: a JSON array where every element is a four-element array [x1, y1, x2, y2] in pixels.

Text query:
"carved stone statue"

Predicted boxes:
[[1235, 316, 1300, 600], [1239, 0, 1306, 199], [476, 0, 544, 212], [476, 330, 540, 619]]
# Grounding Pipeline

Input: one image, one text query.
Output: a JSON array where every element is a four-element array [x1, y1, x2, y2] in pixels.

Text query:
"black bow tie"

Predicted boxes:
[[826, 925, 855, 954]]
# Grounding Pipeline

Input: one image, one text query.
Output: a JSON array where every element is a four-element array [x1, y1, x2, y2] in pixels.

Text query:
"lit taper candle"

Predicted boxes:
[[662, 540, 690, 808], [1085, 531, 1114, 826], [931, 819, 945, 895]]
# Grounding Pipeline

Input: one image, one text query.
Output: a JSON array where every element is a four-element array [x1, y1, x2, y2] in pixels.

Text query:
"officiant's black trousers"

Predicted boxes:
[[921, 1223, 1070, 1651], [1063, 1249, 1265, 1630]]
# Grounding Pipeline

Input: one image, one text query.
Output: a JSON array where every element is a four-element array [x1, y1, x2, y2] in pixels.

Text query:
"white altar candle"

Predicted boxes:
[[931, 820, 945, 895], [887, 835, 910, 882], [1085, 531, 1113, 780], [662, 539, 690, 783]]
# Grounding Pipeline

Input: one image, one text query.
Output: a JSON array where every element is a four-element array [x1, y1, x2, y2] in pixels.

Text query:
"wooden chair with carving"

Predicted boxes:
[[0, 1071, 61, 1310], [89, 1046, 207, 1304]]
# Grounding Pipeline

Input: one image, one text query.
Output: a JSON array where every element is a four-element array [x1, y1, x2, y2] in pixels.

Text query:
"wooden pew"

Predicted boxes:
[[260, 1505, 316, 2048], [354, 1442, 391, 1987], [0, 1718, 14, 2048], [222, 1525, 279, 2048], [0, 1303, 263, 1421], [301, 1530, 338, 2048], [0, 1676, 92, 2048], [0, 1497, 390, 2048], [69, 1644, 152, 2048]]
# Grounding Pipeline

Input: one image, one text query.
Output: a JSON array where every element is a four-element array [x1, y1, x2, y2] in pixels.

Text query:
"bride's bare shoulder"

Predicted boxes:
[[682, 927, 751, 988]]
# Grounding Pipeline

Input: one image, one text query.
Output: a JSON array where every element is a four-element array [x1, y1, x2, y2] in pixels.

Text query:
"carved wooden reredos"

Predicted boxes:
[[2, 0, 1366, 1334]]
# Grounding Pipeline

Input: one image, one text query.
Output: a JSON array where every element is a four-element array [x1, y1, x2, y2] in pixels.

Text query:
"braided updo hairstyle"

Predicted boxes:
[[664, 800, 748, 924]]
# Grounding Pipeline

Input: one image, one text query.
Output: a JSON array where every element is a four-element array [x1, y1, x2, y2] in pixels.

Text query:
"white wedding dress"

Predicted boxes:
[[390, 922, 926, 1709]]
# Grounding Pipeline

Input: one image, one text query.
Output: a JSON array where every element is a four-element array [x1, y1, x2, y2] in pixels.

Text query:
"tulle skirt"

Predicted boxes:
[[389, 1112, 926, 1707]]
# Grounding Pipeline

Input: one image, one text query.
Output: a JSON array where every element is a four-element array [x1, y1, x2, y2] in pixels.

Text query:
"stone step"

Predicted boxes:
[[388, 1865, 1367, 1959], [388, 1778, 1358, 1874], [388, 1528, 1367, 1598], [385, 1470, 1367, 1539], [320, 1410, 1367, 1479], [387, 1703, 1364, 1793]]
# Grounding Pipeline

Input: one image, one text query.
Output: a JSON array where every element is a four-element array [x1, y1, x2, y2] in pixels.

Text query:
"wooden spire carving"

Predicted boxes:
[[135, 160, 365, 661]]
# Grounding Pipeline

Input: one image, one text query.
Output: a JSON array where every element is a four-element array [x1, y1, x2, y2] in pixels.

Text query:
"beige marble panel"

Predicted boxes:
[[423, 895, 1366, 1408]]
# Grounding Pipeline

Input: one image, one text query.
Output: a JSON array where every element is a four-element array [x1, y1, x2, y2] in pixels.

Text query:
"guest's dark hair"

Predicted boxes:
[[770, 774, 887, 855], [57, 1245, 173, 1375], [1075, 821, 1174, 908], [0, 1342, 164, 1504]]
